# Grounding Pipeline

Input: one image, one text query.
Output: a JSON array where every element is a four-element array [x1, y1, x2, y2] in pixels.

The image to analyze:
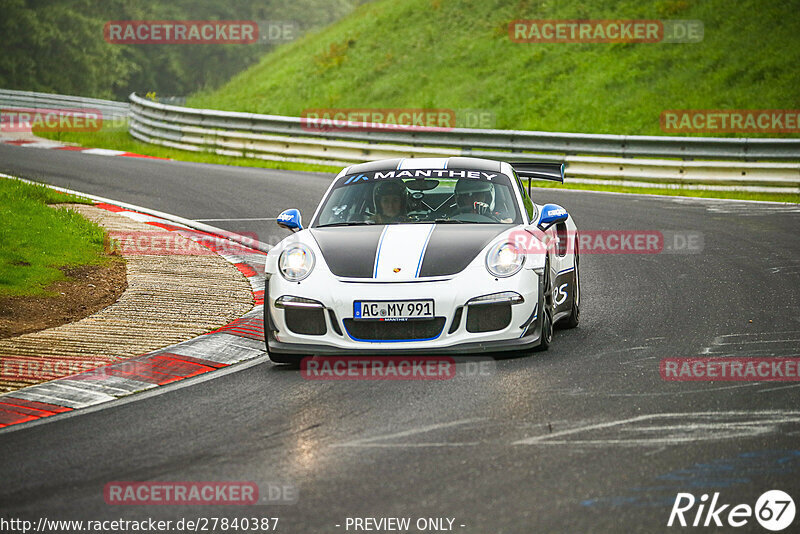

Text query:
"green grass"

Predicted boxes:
[[0, 178, 113, 298], [189, 0, 800, 138], [39, 0, 800, 202]]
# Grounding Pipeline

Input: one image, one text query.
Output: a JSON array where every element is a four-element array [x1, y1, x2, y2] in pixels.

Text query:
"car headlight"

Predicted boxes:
[[486, 241, 524, 278], [279, 244, 315, 281]]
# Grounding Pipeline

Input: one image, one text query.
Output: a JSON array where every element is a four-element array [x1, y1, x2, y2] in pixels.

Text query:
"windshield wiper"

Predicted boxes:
[[316, 221, 375, 228], [403, 219, 466, 224], [407, 219, 471, 224]]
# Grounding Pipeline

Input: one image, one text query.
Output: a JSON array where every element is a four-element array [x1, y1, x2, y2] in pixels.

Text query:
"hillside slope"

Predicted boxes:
[[189, 0, 800, 136]]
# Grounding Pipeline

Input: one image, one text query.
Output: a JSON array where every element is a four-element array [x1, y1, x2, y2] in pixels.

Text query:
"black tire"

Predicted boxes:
[[536, 310, 553, 351], [561, 248, 581, 329], [535, 260, 554, 351]]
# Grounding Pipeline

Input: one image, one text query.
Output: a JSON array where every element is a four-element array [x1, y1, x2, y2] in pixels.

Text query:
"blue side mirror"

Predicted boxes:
[[277, 209, 302, 232], [538, 203, 568, 230]]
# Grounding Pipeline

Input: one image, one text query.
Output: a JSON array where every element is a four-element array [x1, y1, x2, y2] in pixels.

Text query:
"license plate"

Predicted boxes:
[[354, 300, 434, 320]]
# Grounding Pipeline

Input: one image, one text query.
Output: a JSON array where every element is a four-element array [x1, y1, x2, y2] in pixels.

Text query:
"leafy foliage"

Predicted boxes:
[[0, 0, 362, 100]]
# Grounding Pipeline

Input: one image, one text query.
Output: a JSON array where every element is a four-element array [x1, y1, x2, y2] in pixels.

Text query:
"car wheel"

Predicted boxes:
[[535, 260, 554, 351], [561, 248, 580, 329], [537, 308, 553, 351]]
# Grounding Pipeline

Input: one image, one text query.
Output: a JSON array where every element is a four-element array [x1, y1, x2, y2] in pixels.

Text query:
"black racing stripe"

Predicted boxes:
[[418, 224, 511, 277], [310, 226, 384, 278]]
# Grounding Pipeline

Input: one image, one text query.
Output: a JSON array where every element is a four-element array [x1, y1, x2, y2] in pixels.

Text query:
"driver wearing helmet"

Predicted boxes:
[[371, 179, 408, 224], [453, 179, 513, 222]]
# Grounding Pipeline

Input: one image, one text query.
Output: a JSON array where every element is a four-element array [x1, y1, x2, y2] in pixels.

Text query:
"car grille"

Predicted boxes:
[[466, 303, 512, 333], [343, 318, 446, 341]]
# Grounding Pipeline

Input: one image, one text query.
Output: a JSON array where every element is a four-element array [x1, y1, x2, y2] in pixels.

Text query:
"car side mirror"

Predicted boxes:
[[277, 209, 302, 232], [537, 203, 568, 231]]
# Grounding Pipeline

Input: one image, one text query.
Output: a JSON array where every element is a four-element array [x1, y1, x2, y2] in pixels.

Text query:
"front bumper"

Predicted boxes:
[[265, 264, 545, 356]]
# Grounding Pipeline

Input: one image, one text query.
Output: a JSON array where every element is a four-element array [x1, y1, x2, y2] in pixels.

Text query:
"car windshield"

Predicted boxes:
[[313, 169, 522, 226]]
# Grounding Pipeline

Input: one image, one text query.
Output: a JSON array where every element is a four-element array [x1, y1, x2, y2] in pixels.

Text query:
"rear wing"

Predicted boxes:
[[511, 162, 565, 183], [511, 162, 565, 197]]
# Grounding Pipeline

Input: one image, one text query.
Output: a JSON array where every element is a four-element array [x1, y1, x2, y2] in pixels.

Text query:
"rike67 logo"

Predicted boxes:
[[668, 490, 795, 531]]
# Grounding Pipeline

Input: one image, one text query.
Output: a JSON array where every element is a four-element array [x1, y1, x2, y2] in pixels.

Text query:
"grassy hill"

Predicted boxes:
[[189, 0, 800, 136]]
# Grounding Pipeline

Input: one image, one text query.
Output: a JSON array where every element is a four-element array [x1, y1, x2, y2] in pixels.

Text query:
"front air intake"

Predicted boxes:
[[466, 303, 512, 333], [343, 318, 446, 341]]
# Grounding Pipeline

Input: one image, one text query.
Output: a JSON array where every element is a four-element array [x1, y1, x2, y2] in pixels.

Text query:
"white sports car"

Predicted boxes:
[[264, 157, 579, 364]]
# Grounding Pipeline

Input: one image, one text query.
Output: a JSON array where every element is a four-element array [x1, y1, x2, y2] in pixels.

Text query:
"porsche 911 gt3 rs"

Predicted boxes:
[[264, 157, 579, 364]]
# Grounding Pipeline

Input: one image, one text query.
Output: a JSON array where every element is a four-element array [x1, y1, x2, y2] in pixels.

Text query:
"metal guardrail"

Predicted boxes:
[[127, 93, 800, 160], [1, 89, 796, 191], [0, 89, 129, 121], [128, 93, 799, 191]]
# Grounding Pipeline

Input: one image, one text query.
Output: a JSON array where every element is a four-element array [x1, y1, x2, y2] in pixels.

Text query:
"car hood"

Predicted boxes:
[[308, 224, 513, 279]]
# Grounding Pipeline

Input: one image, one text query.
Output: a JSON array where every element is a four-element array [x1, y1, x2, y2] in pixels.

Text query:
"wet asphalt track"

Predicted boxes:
[[1, 143, 800, 533]]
